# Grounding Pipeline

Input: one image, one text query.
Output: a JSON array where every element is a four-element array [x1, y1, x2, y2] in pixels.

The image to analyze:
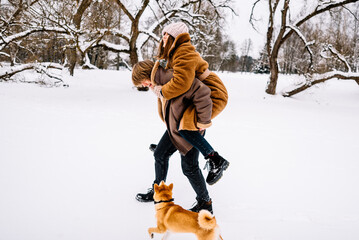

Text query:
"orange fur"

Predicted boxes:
[[148, 181, 223, 240]]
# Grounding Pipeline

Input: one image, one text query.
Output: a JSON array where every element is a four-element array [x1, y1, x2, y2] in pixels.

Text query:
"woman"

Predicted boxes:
[[154, 22, 229, 185]]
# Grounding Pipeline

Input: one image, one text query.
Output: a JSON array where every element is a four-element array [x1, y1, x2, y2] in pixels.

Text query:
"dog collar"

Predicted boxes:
[[154, 198, 174, 204]]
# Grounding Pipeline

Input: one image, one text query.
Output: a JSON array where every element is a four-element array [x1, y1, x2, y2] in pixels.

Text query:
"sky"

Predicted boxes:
[[226, 0, 267, 58]]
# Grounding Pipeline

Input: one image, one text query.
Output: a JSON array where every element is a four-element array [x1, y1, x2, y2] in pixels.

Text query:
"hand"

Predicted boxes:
[[151, 85, 163, 99]]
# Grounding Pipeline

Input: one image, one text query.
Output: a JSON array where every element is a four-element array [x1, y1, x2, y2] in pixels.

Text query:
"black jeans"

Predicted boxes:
[[179, 130, 214, 158], [153, 131, 210, 202]]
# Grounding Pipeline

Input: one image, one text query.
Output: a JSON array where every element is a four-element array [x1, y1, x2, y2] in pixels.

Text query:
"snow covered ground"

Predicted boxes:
[[1, 69, 359, 240]]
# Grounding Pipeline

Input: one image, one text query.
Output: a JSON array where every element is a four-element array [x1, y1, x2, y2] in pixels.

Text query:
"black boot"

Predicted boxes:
[[149, 144, 157, 152], [205, 151, 230, 185], [135, 188, 154, 202], [189, 199, 213, 214]]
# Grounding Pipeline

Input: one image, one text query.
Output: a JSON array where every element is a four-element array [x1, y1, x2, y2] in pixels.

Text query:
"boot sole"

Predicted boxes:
[[207, 161, 230, 185], [135, 196, 154, 203], [189, 207, 214, 214]]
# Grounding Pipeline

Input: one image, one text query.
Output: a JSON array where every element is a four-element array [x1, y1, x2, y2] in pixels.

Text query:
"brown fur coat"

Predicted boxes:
[[151, 61, 212, 155], [161, 33, 228, 130]]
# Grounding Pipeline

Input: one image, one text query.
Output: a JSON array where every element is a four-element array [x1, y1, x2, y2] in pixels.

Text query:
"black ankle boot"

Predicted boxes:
[[205, 151, 230, 185], [135, 188, 154, 202], [189, 199, 213, 214], [149, 144, 157, 152]]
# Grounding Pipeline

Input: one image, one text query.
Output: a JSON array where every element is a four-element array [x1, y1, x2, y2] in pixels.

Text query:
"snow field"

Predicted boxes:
[[1, 70, 359, 240]]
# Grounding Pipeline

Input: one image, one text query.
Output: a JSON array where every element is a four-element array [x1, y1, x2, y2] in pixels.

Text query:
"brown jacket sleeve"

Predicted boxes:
[[161, 44, 198, 100], [189, 79, 212, 129]]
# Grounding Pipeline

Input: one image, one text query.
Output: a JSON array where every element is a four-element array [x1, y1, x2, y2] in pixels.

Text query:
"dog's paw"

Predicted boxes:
[[148, 230, 154, 239]]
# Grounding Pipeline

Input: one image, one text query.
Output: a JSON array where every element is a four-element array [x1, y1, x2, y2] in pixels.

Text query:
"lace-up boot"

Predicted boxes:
[[135, 188, 154, 202], [205, 151, 229, 185], [189, 199, 213, 214]]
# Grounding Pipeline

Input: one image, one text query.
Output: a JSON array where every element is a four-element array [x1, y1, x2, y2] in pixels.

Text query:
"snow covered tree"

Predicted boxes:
[[250, 0, 359, 96], [0, 0, 67, 85], [1, 0, 235, 78], [196, 26, 238, 71], [239, 38, 253, 72], [93, 0, 236, 67], [253, 46, 270, 74]]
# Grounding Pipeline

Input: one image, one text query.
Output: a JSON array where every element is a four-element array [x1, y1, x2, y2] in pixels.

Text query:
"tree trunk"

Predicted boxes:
[[129, 22, 140, 66], [265, 0, 289, 95], [129, 45, 138, 66], [67, 0, 93, 75], [266, 55, 279, 94], [66, 47, 76, 76]]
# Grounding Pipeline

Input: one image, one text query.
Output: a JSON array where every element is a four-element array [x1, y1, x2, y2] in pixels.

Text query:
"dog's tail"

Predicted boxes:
[[198, 210, 217, 230]]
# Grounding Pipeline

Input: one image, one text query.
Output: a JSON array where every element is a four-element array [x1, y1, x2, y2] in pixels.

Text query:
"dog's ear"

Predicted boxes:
[[154, 183, 159, 192], [168, 183, 173, 191]]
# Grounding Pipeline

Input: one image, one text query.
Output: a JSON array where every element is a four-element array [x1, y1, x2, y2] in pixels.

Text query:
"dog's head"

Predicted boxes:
[[153, 181, 173, 202]]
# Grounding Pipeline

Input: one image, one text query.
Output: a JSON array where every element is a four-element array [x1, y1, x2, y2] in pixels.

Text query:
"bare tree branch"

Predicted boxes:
[[283, 35, 359, 97], [249, 0, 263, 33], [258, 0, 359, 95], [0, 62, 64, 86], [324, 44, 352, 72], [281, 0, 359, 45], [283, 71, 359, 97], [0, 27, 67, 51], [73, 0, 92, 29], [1, 0, 41, 35], [287, 25, 315, 71], [114, 0, 135, 22], [0, 64, 33, 80]]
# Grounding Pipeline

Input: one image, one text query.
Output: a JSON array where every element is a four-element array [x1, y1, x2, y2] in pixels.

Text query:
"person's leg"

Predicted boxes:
[[178, 130, 214, 158], [136, 131, 177, 202], [179, 129, 229, 186], [181, 147, 213, 213], [153, 131, 178, 184]]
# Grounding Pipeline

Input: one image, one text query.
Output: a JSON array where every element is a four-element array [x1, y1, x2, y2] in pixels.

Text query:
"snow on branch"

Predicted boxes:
[[137, 4, 206, 52], [1, 0, 41, 34], [316, 0, 356, 11], [0, 52, 10, 58], [0, 62, 66, 87], [282, 41, 359, 97], [81, 53, 98, 70], [282, 35, 359, 97], [139, 30, 161, 43], [95, 40, 130, 53], [282, 71, 359, 97], [282, 0, 359, 43], [321, 44, 352, 72], [0, 64, 33, 79], [110, 29, 131, 43], [0, 27, 67, 51], [287, 25, 315, 70]]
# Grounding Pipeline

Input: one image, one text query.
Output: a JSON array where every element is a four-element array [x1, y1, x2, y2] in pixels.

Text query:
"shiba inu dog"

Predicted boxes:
[[148, 181, 223, 240]]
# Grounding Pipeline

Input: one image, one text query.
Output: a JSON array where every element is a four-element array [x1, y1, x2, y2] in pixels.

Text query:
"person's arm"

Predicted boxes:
[[191, 79, 212, 129], [161, 49, 198, 100]]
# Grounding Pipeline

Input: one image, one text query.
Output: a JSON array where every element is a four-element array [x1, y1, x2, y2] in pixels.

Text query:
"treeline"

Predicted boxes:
[[0, 0, 358, 76], [0, 0, 236, 75]]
